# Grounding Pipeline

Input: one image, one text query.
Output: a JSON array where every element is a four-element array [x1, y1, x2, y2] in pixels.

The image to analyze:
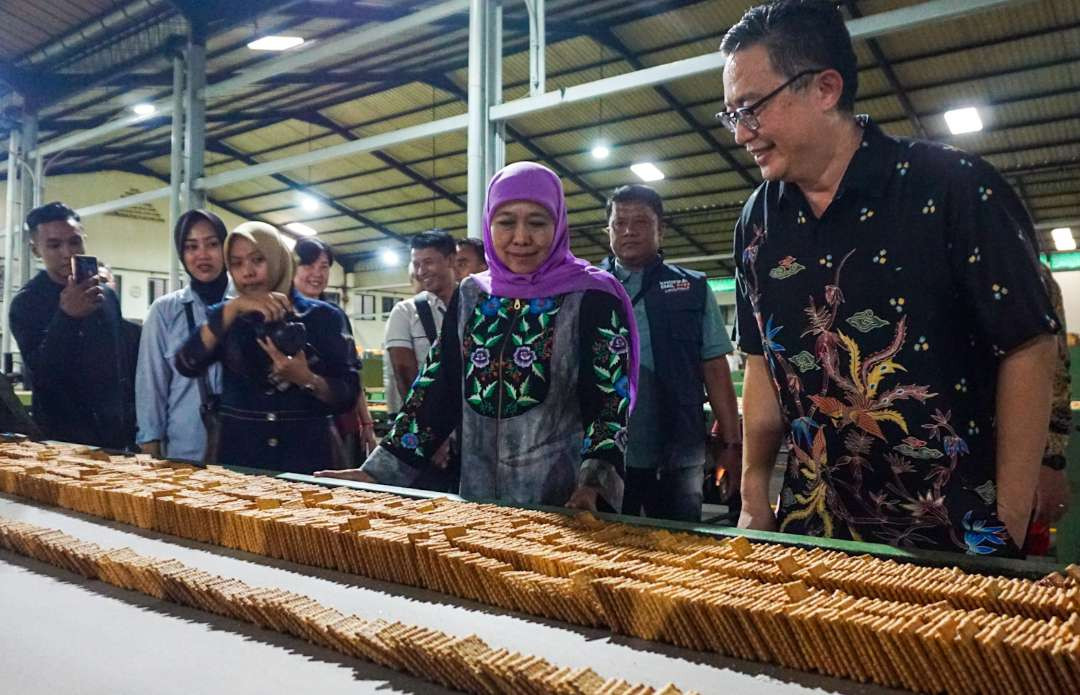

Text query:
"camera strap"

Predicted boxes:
[[414, 294, 439, 344], [183, 301, 217, 409]]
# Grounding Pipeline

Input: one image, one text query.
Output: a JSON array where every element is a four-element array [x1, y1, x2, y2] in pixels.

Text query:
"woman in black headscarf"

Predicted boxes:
[[135, 209, 229, 462]]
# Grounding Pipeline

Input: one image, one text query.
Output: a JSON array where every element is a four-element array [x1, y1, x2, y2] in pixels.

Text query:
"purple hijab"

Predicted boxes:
[[471, 161, 639, 407]]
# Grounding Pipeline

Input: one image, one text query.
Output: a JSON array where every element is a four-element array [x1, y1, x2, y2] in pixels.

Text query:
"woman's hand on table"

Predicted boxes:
[[314, 468, 377, 483], [564, 486, 600, 512]]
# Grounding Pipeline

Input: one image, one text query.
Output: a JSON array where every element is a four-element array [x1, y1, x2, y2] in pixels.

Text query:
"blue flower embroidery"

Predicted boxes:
[[962, 510, 1007, 555], [613, 375, 630, 399], [480, 296, 502, 317], [528, 297, 555, 314], [580, 436, 593, 454], [400, 433, 420, 450]]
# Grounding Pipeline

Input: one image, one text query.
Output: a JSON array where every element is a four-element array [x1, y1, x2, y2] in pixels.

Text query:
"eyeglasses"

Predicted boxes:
[[715, 69, 824, 133]]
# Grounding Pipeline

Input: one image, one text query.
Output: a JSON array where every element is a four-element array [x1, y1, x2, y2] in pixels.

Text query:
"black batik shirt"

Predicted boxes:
[[733, 116, 1058, 555]]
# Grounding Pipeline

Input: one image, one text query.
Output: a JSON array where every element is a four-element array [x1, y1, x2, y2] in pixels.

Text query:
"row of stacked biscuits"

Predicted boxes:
[[0, 441, 1077, 694], [0, 516, 689, 695]]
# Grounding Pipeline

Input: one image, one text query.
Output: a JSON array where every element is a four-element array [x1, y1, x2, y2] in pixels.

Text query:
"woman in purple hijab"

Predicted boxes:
[[319, 162, 638, 512]]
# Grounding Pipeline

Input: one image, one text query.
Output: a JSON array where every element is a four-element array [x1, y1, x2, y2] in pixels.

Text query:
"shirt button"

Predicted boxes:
[[267, 438, 278, 447], [266, 412, 277, 422]]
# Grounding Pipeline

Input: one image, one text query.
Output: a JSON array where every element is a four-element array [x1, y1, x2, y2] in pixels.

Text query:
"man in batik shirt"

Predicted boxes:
[[722, 1, 1058, 554]]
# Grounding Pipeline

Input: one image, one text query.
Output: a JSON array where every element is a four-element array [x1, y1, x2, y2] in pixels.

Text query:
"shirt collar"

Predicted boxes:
[[612, 259, 639, 282], [421, 290, 448, 312], [836, 115, 902, 200], [779, 115, 902, 206]]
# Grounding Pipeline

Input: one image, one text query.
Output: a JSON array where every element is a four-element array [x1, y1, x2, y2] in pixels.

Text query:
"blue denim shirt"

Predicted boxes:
[[135, 285, 225, 461]]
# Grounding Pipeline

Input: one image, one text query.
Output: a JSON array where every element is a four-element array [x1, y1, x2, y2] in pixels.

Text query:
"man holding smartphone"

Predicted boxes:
[[9, 201, 137, 449]]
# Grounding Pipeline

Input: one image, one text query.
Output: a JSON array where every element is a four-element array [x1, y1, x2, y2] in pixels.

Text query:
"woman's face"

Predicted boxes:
[[490, 200, 556, 275], [228, 237, 271, 295], [183, 220, 224, 284], [294, 251, 331, 298]]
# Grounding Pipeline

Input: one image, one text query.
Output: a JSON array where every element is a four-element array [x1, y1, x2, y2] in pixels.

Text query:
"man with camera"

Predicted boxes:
[[9, 201, 138, 449]]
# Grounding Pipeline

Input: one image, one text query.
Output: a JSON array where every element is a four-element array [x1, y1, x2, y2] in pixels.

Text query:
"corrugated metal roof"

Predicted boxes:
[[4, 0, 1080, 275]]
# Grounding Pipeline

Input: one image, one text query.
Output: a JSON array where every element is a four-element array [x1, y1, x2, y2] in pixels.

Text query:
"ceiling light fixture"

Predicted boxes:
[[247, 35, 305, 51], [132, 103, 156, 117], [380, 249, 401, 267], [299, 193, 320, 212], [944, 107, 983, 135], [284, 222, 318, 237], [591, 143, 610, 160], [1051, 227, 1076, 252], [631, 162, 665, 182]]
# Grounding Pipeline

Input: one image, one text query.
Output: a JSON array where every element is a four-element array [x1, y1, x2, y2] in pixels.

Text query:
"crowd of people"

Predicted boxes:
[[7, 0, 1071, 557]]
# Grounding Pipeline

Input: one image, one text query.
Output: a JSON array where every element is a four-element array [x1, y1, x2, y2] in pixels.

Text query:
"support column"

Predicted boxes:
[[19, 115, 37, 294], [183, 19, 207, 212], [169, 54, 185, 292], [466, 0, 491, 239], [527, 0, 545, 97], [3, 127, 22, 365], [487, 3, 505, 178]]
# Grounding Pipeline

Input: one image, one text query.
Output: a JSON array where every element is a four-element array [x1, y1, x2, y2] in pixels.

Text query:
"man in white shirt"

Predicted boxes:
[[383, 231, 457, 412], [381, 231, 459, 490]]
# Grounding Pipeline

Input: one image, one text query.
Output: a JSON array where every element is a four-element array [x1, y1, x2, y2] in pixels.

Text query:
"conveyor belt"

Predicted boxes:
[[274, 471, 1065, 581], [0, 494, 901, 695]]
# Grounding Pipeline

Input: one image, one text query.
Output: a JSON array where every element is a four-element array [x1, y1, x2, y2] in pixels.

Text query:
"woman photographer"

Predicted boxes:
[[176, 221, 359, 473]]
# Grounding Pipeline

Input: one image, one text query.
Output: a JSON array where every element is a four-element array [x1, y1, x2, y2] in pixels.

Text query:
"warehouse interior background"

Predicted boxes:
[[1, 0, 1079, 356]]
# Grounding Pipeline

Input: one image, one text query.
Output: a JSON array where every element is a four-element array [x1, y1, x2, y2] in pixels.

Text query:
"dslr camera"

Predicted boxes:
[[251, 316, 307, 357]]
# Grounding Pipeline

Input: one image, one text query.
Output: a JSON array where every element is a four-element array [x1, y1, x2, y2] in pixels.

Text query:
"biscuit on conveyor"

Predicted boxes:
[[2, 446, 1079, 694]]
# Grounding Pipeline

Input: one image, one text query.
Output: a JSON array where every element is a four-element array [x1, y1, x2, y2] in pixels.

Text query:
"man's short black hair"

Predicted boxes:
[[606, 185, 664, 223], [456, 237, 485, 260], [720, 0, 858, 112], [410, 229, 456, 256], [295, 237, 335, 267], [25, 201, 81, 237]]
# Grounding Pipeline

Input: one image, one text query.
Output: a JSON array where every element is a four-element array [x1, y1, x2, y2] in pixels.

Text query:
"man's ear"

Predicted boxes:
[[815, 69, 845, 112], [28, 234, 41, 259]]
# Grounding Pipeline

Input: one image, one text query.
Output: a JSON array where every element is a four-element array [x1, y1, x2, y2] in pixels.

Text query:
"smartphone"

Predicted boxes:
[[71, 255, 99, 284]]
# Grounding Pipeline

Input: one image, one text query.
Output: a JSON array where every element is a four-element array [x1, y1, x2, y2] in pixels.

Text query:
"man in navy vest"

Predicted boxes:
[[599, 185, 742, 522]]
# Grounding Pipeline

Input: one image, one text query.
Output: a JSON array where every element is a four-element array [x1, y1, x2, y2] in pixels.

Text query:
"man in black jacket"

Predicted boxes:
[[600, 185, 741, 522], [9, 202, 137, 449]]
